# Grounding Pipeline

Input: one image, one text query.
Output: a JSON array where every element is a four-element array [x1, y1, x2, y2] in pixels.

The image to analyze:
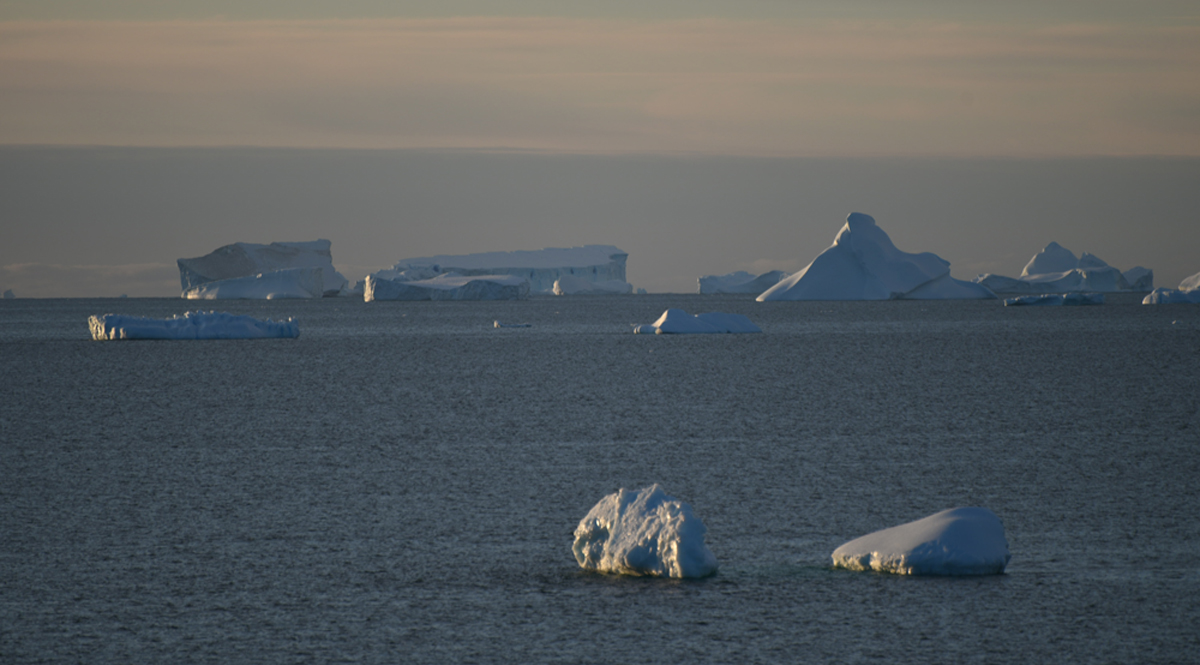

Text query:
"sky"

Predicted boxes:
[[1, 1, 1198, 296]]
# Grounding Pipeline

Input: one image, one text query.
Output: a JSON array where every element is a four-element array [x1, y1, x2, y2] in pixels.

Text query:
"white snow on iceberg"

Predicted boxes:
[[376, 246, 630, 295], [975, 242, 1152, 294], [183, 267, 325, 300], [1004, 292, 1105, 306], [553, 275, 633, 295], [89, 311, 299, 340], [178, 239, 350, 298], [633, 309, 761, 334], [573, 484, 718, 579], [1142, 270, 1200, 304], [364, 273, 529, 301], [832, 507, 1010, 576], [698, 270, 789, 294], [757, 213, 995, 301]]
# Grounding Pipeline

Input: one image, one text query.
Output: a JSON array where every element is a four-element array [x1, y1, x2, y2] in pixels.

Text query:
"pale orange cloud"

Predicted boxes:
[[1, 18, 1197, 155]]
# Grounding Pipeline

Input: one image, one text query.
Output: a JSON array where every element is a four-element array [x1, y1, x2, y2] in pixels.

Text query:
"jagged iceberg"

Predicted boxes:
[[177, 240, 350, 298], [698, 270, 789, 294], [375, 246, 631, 295], [975, 242, 1152, 294], [364, 273, 529, 301], [832, 507, 1010, 576], [633, 309, 762, 334], [1142, 271, 1200, 304], [1004, 293, 1105, 306], [552, 275, 633, 295], [184, 267, 325, 300], [757, 213, 995, 301], [573, 484, 718, 579], [89, 311, 299, 340]]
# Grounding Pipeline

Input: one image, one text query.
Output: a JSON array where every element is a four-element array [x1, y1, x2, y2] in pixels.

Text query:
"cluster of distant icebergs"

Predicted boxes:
[[575, 485, 1010, 579]]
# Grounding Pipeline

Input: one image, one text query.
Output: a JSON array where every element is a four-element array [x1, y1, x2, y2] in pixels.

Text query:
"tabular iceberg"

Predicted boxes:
[[1142, 270, 1200, 304], [975, 242, 1152, 294], [552, 275, 633, 295], [1004, 293, 1105, 306], [698, 270, 789, 294], [633, 309, 762, 334], [89, 311, 299, 340], [364, 273, 529, 301], [376, 246, 631, 295], [178, 240, 350, 298], [184, 267, 324, 300], [573, 484, 718, 579], [832, 507, 1010, 576], [757, 213, 995, 301]]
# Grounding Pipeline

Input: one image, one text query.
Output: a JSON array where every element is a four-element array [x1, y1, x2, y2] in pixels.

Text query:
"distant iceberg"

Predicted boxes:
[[573, 484, 718, 579], [178, 240, 350, 298], [552, 275, 633, 295], [89, 311, 299, 340], [757, 213, 995, 301], [2, 289, 13, 299], [698, 270, 789, 294], [1142, 270, 1200, 304], [376, 246, 631, 295], [184, 267, 325, 300], [633, 309, 762, 334], [1004, 293, 1105, 306], [364, 273, 529, 301], [975, 242, 1152, 294], [832, 507, 1010, 576]]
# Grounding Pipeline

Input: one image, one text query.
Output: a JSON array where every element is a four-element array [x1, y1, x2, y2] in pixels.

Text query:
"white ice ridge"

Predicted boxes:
[[184, 267, 324, 300], [757, 213, 995, 301], [573, 484, 719, 579], [633, 309, 762, 334], [364, 273, 530, 301], [1143, 271, 1200, 304], [832, 507, 1011, 576], [698, 270, 789, 294], [1004, 293, 1105, 306], [178, 239, 350, 298], [89, 311, 299, 340], [975, 241, 1153, 294], [376, 246, 631, 294], [552, 275, 633, 295]]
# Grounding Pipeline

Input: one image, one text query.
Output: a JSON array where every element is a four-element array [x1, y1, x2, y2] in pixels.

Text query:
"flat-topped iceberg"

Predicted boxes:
[[552, 275, 633, 295], [1004, 293, 1105, 306], [89, 311, 299, 340], [698, 270, 789, 294], [975, 242, 1152, 294], [1143, 270, 1200, 304], [633, 309, 762, 334], [178, 239, 350, 298], [377, 245, 630, 295], [832, 507, 1010, 576], [184, 267, 324, 300], [573, 484, 718, 579], [757, 213, 995, 301], [364, 273, 529, 301]]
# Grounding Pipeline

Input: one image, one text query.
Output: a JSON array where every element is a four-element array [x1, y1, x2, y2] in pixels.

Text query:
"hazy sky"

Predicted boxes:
[[2, 2, 1198, 296]]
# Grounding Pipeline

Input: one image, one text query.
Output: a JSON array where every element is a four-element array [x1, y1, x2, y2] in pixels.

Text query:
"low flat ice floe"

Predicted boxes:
[[1004, 293, 1105, 306], [832, 507, 1011, 576], [89, 311, 299, 340], [633, 309, 761, 334], [364, 273, 530, 301], [573, 484, 719, 579]]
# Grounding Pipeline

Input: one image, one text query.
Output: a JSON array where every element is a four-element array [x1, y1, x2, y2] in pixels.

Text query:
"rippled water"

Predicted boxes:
[[2, 295, 1199, 663]]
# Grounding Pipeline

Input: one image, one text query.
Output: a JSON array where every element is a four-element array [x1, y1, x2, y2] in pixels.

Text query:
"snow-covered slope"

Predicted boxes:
[[378, 246, 630, 294], [89, 311, 299, 340], [177, 240, 349, 297], [698, 270, 789, 294], [364, 273, 529, 301], [573, 484, 718, 579], [832, 507, 1010, 576], [976, 242, 1152, 294], [757, 213, 994, 301]]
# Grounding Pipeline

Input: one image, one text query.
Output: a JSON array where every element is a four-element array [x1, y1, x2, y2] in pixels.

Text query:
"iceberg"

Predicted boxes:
[[698, 270, 789, 294], [89, 311, 299, 340], [364, 273, 529, 301], [832, 507, 1010, 576], [633, 309, 762, 334], [377, 246, 630, 295], [552, 275, 633, 296], [3, 289, 13, 299], [974, 242, 1152, 294], [1004, 293, 1105, 306], [573, 484, 718, 579], [757, 213, 995, 301], [177, 239, 350, 297], [1142, 270, 1200, 304], [183, 267, 324, 300]]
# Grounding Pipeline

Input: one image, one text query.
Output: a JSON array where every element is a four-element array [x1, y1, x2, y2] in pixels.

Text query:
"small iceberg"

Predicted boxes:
[[1004, 293, 1105, 306], [832, 507, 1010, 576], [573, 484, 718, 579], [493, 321, 532, 328], [1143, 271, 1200, 304], [89, 311, 299, 340], [552, 275, 633, 295], [633, 309, 762, 334]]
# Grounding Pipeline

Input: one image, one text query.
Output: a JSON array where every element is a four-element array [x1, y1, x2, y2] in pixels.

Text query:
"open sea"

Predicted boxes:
[[2, 294, 1198, 664]]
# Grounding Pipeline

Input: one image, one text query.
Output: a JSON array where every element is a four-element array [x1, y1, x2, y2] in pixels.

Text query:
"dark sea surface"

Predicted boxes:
[[2, 294, 1199, 664]]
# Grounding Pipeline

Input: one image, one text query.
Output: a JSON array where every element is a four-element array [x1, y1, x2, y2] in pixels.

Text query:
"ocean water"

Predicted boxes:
[[2, 294, 1198, 664]]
